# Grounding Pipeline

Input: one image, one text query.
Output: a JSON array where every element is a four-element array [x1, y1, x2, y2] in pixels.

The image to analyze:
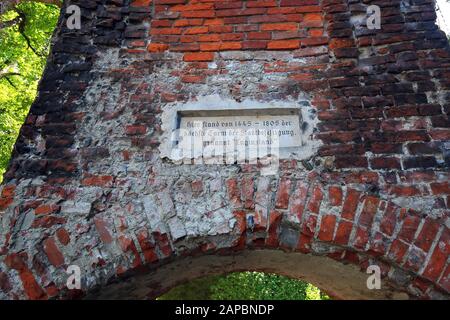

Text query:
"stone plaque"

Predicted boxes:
[[179, 111, 301, 149], [171, 109, 302, 163], [159, 96, 320, 164]]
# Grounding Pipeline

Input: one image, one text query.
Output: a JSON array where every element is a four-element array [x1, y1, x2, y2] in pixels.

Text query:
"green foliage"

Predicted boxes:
[[0, 2, 59, 181], [159, 272, 329, 300]]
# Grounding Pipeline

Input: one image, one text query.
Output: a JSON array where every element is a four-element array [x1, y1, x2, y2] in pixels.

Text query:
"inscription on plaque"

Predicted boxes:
[[159, 97, 320, 166], [179, 113, 301, 149], [171, 108, 302, 162]]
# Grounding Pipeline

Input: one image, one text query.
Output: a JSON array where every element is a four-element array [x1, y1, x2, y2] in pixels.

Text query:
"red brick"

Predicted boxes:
[[180, 35, 197, 43], [422, 231, 449, 281], [328, 186, 343, 206], [275, 178, 291, 209], [371, 157, 401, 169], [171, 43, 200, 51], [219, 42, 242, 50], [368, 232, 389, 256], [241, 177, 254, 209], [226, 178, 241, 208], [19, 270, 47, 299], [247, 0, 277, 8], [280, 0, 302, 6], [249, 14, 289, 23], [184, 26, 209, 35], [151, 19, 173, 28], [289, 181, 309, 222], [352, 226, 369, 250], [56, 228, 70, 246], [301, 37, 328, 46], [341, 189, 361, 220], [438, 265, 449, 292], [43, 237, 65, 267], [181, 10, 216, 18], [297, 234, 312, 253], [303, 13, 323, 22], [199, 43, 220, 51], [118, 235, 142, 269], [45, 283, 59, 297], [266, 210, 282, 248], [35, 204, 60, 215], [82, 175, 113, 187], [403, 246, 426, 272], [147, 43, 169, 52], [0, 272, 11, 292], [1, 185, 15, 198], [125, 124, 147, 135], [248, 32, 272, 40], [430, 182, 450, 195], [296, 5, 322, 13], [5, 253, 27, 271], [153, 232, 172, 257], [150, 27, 183, 35], [415, 218, 440, 252], [334, 220, 353, 246], [379, 202, 398, 237], [221, 33, 244, 41], [216, 8, 266, 17], [267, 40, 300, 50], [358, 196, 380, 228], [173, 19, 203, 27], [181, 74, 206, 83], [197, 34, 221, 42], [31, 216, 66, 229], [268, 7, 297, 14], [94, 217, 113, 244], [389, 185, 421, 197], [0, 198, 13, 211], [398, 214, 421, 243], [329, 38, 353, 50], [183, 52, 215, 61], [318, 215, 336, 242], [131, 0, 152, 6], [215, 2, 243, 10], [302, 214, 317, 237], [307, 184, 323, 214], [191, 180, 203, 194], [203, 18, 225, 26], [388, 239, 409, 264], [233, 210, 247, 235], [171, 3, 214, 11], [242, 41, 268, 50], [261, 22, 298, 32]]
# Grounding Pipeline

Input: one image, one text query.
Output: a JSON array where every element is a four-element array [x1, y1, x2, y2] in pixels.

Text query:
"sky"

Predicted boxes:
[[436, 0, 450, 35]]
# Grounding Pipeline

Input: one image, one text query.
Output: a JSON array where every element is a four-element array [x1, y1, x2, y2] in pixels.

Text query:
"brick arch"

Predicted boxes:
[[0, 0, 449, 300]]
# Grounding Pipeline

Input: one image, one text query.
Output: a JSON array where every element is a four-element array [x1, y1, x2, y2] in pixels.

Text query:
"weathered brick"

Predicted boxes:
[[334, 220, 353, 246], [43, 238, 64, 267], [341, 189, 361, 221], [183, 52, 215, 61], [275, 178, 291, 209], [318, 215, 336, 242]]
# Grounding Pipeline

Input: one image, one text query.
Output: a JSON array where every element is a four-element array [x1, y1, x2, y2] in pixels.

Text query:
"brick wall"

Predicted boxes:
[[0, 0, 449, 299]]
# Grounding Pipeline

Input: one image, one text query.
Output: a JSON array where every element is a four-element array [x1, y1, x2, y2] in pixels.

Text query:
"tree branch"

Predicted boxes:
[[1, 1, 62, 14], [0, 15, 22, 29], [0, 72, 21, 78], [14, 7, 46, 57], [3, 76, 18, 88]]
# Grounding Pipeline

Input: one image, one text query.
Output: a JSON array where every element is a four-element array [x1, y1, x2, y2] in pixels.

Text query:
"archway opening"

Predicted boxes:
[[158, 271, 330, 300], [86, 249, 409, 300]]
